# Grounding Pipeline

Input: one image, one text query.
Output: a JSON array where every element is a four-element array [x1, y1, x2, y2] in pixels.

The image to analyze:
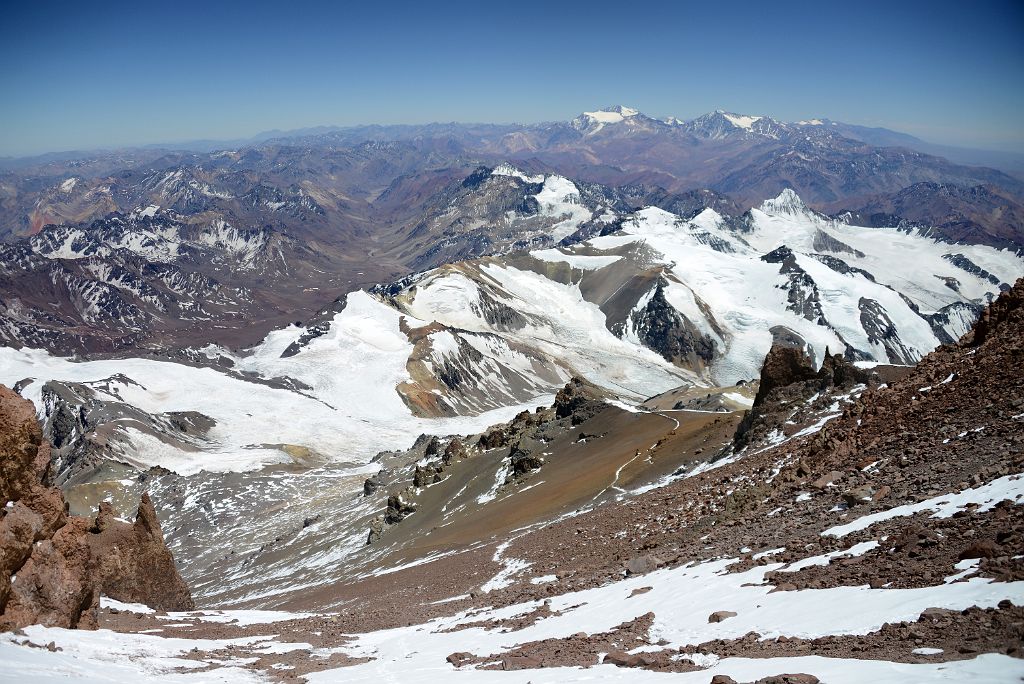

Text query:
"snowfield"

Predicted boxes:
[[1, 190, 1019, 476], [0, 292, 549, 475], [4, 545, 1023, 682]]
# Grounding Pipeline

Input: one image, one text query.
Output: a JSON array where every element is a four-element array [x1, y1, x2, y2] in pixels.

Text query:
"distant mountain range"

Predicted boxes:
[[3, 106, 1024, 355], [2, 167, 1018, 509]]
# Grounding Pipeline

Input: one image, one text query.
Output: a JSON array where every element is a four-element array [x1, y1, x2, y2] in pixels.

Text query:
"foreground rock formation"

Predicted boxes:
[[0, 386, 192, 630]]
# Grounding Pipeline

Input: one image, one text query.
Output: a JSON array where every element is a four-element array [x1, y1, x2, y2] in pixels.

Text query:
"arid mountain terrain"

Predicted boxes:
[[1, 107, 1023, 682], [2, 266, 1022, 683]]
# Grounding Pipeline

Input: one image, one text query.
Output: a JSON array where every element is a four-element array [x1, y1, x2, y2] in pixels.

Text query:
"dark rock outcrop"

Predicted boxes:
[[750, 341, 819, 408], [384, 494, 417, 525], [0, 385, 193, 630], [735, 340, 875, 449], [629, 279, 717, 368], [509, 440, 545, 477], [363, 471, 383, 496], [442, 438, 467, 464], [554, 377, 605, 425], [969, 276, 1023, 346]]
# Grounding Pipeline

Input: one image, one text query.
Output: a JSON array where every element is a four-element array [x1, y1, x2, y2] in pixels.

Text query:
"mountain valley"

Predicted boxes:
[[1, 106, 1023, 683]]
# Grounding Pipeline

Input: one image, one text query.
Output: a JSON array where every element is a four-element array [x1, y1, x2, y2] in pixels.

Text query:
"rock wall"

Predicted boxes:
[[0, 385, 193, 630]]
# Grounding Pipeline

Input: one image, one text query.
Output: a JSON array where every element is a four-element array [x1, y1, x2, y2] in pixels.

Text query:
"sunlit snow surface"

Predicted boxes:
[[1, 191, 1020, 474], [0, 291, 546, 475], [604, 195, 1022, 383], [4, 545, 1023, 682]]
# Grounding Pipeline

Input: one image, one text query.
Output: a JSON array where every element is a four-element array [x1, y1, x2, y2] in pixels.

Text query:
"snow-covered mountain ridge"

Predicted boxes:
[[2, 180, 1018, 480]]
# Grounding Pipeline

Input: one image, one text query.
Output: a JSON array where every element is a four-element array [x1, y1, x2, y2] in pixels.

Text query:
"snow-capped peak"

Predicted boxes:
[[759, 188, 809, 216], [581, 105, 640, 123], [681, 110, 777, 139], [571, 106, 645, 134], [720, 111, 762, 129]]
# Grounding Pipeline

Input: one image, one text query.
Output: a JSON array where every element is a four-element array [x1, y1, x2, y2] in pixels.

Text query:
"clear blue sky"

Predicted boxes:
[[2, 0, 1022, 156]]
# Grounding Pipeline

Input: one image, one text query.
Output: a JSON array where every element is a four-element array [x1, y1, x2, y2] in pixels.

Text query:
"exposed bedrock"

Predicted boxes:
[[0, 385, 193, 630]]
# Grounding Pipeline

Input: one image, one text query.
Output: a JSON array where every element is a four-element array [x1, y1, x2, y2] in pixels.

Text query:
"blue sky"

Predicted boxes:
[[1, 0, 1021, 156]]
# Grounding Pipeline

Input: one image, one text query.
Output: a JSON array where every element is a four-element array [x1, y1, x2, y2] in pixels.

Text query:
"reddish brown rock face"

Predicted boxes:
[[0, 386, 193, 630], [85, 493, 194, 612]]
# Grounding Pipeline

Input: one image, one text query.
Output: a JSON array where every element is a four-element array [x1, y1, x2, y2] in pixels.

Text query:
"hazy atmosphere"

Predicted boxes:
[[2, 0, 1022, 156]]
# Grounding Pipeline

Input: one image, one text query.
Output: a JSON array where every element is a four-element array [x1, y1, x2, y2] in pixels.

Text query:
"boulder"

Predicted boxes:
[[443, 438, 467, 463], [625, 554, 662, 576], [958, 540, 1001, 560], [366, 517, 384, 545], [842, 485, 876, 506], [709, 610, 738, 623], [384, 494, 416, 525], [603, 649, 640, 667], [509, 441, 545, 476], [478, 427, 508, 450], [810, 471, 843, 490], [500, 654, 542, 670], [363, 472, 382, 496]]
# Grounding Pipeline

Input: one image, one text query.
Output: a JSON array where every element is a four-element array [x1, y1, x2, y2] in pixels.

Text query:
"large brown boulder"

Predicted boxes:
[[2, 517, 98, 629], [0, 385, 193, 630]]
